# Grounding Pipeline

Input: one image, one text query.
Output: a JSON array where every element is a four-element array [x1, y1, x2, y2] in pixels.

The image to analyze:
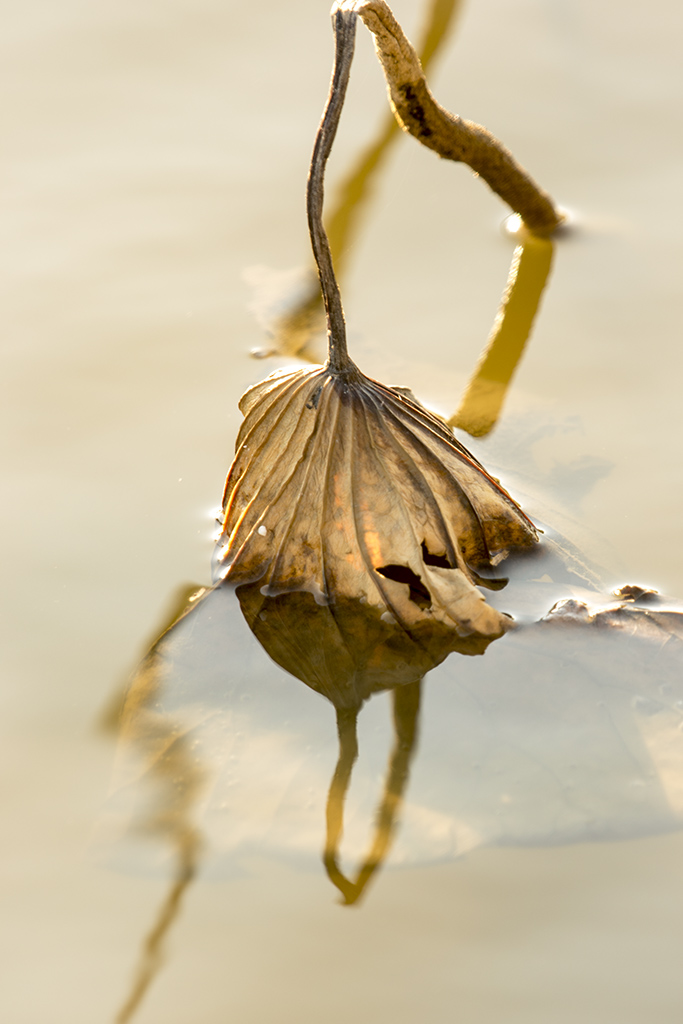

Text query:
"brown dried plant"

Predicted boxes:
[[214, 4, 546, 653]]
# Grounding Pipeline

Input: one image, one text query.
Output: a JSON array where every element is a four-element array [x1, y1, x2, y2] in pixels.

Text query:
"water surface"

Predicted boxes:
[[3, 0, 683, 1021]]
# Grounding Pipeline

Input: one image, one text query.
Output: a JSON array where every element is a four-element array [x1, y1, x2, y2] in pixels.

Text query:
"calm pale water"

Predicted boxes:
[[4, 0, 683, 1021]]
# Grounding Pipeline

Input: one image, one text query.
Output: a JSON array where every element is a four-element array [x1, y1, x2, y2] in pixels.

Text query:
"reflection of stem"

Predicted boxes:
[[450, 230, 554, 436], [324, 681, 422, 906], [115, 833, 201, 1024], [111, 610, 209, 1023], [324, 707, 360, 901], [99, 585, 206, 735], [345, 0, 562, 236]]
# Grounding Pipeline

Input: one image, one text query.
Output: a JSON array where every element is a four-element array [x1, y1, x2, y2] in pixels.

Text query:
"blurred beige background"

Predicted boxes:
[[2, 0, 683, 1021]]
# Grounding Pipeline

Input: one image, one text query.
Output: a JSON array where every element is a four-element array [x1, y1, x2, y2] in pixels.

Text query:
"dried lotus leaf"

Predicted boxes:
[[214, 4, 539, 648], [214, 362, 537, 645]]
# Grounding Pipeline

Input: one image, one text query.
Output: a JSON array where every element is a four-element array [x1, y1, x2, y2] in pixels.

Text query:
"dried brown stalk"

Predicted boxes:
[[325, 0, 464, 273], [306, 7, 357, 373], [270, 0, 560, 365], [269, 0, 463, 360], [345, 0, 562, 236]]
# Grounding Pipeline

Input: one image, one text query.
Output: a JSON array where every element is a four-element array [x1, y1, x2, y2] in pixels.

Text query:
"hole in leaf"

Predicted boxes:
[[420, 539, 508, 592], [376, 565, 432, 610], [421, 540, 454, 569]]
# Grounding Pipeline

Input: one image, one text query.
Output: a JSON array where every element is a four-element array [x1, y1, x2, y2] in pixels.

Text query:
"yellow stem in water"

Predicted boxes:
[[450, 230, 554, 436]]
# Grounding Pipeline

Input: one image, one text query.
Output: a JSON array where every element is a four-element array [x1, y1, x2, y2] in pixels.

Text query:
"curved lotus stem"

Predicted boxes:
[[307, 0, 561, 420], [307, 7, 358, 374], [270, 0, 463, 362], [341, 0, 562, 237], [325, 0, 463, 275]]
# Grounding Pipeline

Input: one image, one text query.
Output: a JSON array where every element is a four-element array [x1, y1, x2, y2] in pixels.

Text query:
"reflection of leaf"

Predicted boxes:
[[238, 582, 491, 711], [101, 583, 683, 877], [215, 364, 537, 652]]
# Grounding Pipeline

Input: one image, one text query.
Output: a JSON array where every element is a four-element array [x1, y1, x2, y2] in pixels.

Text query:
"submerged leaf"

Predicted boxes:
[[214, 362, 537, 651]]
